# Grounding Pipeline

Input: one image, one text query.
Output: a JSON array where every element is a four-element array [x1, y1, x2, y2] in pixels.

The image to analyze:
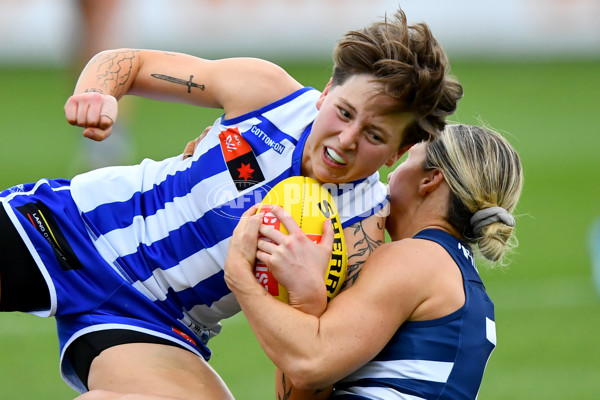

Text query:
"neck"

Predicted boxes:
[[386, 200, 460, 242], [387, 220, 456, 242]]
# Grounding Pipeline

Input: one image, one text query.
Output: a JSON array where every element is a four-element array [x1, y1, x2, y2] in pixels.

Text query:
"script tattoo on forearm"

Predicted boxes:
[[86, 49, 139, 98], [342, 219, 384, 289], [150, 73, 205, 93]]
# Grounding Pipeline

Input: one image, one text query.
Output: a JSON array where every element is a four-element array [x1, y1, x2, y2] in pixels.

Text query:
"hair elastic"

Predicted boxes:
[[470, 206, 515, 235]]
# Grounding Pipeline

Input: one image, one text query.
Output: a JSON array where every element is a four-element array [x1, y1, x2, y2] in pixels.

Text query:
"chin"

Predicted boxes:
[[314, 172, 347, 185]]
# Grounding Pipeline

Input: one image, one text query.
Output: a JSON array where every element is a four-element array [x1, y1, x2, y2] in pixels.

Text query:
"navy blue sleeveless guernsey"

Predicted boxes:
[[333, 229, 496, 399]]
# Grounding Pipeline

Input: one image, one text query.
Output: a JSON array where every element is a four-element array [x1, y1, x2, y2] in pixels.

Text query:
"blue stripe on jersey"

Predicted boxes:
[[243, 116, 300, 156], [376, 312, 464, 362], [170, 270, 229, 309], [220, 87, 317, 126], [291, 123, 311, 176], [117, 170, 295, 281]]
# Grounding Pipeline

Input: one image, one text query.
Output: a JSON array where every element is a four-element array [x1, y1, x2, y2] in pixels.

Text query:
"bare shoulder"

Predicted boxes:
[[368, 237, 465, 321], [210, 57, 305, 117], [363, 237, 447, 279], [342, 238, 439, 326]]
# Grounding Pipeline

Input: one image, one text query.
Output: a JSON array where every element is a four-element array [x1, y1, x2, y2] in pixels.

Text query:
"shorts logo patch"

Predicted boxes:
[[172, 327, 198, 346], [16, 202, 83, 271], [219, 127, 265, 191]]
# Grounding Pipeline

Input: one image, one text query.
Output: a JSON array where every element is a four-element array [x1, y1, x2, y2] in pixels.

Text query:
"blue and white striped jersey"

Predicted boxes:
[[333, 229, 496, 400], [1, 87, 389, 392], [68, 86, 387, 330]]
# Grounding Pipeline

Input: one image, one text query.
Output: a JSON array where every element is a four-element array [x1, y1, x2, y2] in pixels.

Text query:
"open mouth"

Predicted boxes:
[[324, 147, 346, 165]]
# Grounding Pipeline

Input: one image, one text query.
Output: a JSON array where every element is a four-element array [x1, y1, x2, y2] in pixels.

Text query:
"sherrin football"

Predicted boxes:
[[253, 176, 348, 303]]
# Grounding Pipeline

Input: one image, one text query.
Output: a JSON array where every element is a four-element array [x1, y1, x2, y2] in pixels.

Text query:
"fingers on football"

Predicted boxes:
[[258, 223, 287, 245], [256, 235, 278, 255], [266, 206, 302, 234], [320, 218, 334, 250], [236, 206, 263, 235]]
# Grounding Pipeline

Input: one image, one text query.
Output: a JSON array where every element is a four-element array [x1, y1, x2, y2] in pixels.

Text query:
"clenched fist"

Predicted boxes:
[[64, 92, 118, 141]]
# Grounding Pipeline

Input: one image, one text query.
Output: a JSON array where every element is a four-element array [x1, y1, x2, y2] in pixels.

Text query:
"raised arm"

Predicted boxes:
[[65, 49, 302, 140]]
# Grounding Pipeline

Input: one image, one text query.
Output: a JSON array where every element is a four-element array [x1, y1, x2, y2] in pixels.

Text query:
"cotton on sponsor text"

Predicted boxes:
[[251, 126, 285, 154]]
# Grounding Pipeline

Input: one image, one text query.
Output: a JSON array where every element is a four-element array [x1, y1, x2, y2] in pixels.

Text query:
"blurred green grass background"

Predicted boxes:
[[1, 59, 599, 399]]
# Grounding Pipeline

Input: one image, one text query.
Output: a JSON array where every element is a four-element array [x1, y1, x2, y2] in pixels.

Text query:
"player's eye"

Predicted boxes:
[[367, 130, 384, 143], [338, 107, 351, 120]]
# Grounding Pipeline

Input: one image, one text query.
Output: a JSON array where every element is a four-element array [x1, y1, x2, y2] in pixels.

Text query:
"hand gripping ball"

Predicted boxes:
[[253, 176, 347, 303]]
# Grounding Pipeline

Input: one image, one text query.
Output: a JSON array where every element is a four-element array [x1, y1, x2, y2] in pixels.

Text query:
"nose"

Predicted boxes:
[[338, 125, 360, 150]]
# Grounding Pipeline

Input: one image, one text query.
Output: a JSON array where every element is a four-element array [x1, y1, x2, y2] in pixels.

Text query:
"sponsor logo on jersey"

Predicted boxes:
[[16, 202, 84, 271], [7, 184, 25, 193], [219, 127, 265, 191], [250, 125, 286, 154]]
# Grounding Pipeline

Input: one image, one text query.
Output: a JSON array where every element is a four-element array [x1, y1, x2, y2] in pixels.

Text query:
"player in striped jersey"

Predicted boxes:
[[0, 8, 462, 399], [226, 124, 524, 400]]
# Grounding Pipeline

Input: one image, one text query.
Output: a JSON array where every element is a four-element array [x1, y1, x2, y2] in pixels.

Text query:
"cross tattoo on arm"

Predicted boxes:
[[151, 74, 205, 93]]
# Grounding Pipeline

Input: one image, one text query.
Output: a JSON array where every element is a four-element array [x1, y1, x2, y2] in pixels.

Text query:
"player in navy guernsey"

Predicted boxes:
[[226, 124, 524, 400], [0, 8, 463, 399]]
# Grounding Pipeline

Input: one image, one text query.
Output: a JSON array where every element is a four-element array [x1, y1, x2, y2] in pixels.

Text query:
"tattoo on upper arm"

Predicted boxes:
[[150, 74, 205, 93], [341, 219, 384, 289], [87, 49, 139, 98]]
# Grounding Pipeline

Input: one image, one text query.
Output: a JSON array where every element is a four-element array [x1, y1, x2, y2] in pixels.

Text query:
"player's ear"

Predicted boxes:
[[419, 169, 445, 195], [316, 79, 333, 110]]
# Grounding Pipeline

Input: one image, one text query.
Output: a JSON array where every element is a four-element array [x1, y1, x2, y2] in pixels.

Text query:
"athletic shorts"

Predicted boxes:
[[0, 179, 212, 393]]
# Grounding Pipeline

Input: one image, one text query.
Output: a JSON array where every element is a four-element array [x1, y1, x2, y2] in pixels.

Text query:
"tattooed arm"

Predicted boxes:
[[268, 213, 385, 400], [64, 49, 302, 140], [341, 213, 386, 290], [275, 369, 332, 400]]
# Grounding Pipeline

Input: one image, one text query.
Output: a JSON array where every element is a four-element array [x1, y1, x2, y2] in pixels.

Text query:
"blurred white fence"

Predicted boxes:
[[0, 0, 598, 65]]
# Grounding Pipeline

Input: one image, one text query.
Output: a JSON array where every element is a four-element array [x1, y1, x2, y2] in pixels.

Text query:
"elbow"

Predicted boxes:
[[284, 358, 333, 391]]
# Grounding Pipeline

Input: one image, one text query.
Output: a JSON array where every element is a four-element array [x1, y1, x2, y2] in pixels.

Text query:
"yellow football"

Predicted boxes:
[[253, 176, 347, 303]]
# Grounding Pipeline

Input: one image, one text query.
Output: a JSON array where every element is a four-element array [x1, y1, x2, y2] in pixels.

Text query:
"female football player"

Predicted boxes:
[[226, 123, 523, 399]]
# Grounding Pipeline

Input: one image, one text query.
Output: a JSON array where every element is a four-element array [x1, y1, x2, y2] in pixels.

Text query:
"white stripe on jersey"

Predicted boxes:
[[132, 238, 231, 301], [333, 174, 388, 223], [486, 317, 497, 345], [71, 156, 183, 213], [262, 90, 319, 132], [100, 168, 229, 259], [333, 386, 426, 400], [341, 359, 453, 383]]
